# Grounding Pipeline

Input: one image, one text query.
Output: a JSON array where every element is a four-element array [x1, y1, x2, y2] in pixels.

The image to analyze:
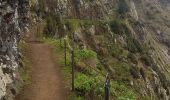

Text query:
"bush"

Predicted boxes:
[[113, 83, 137, 100], [76, 49, 97, 60], [74, 73, 105, 100], [75, 73, 94, 94], [64, 19, 80, 33], [75, 73, 137, 99]]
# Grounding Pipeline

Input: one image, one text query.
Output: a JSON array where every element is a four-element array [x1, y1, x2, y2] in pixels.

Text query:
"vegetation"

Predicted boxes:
[[127, 37, 142, 53], [128, 53, 137, 64], [19, 0, 168, 99], [74, 73, 137, 100], [64, 19, 97, 33], [18, 41, 32, 85], [41, 11, 151, 99], [109, 19, 130, 35], [44, 15, 58, 36], [42, 37, 137, 100], [43, 13, 65, 37], [75, 49, 97, 60]]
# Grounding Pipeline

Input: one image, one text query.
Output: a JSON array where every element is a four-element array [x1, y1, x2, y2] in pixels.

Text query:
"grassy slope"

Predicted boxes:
[[42, 37, 137, 100]]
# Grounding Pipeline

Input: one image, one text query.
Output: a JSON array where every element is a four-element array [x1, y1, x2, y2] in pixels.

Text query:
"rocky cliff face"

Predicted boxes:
[[48, 0, 170, 99], [0, 0, 29, 99]]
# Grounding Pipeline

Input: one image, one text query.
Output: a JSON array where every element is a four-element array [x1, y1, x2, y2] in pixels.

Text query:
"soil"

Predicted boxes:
[[15, 32, 67, 100]]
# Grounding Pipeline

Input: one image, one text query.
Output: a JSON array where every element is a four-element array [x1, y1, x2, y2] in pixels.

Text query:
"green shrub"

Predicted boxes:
[[112, 82, 137, 100], [74, 73, 106, 99], [75, 73, 94, 94], [64, 19, 80, 33], [76, 49, 97, 60], [75, 72, 137, 99]]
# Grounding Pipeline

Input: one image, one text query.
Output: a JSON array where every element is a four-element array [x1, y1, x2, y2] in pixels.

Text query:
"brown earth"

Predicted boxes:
[[15, 30, 67, 100]]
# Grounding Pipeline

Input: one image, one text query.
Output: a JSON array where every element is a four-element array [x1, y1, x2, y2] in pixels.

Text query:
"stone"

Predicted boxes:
[[0, 0, 29, 99]]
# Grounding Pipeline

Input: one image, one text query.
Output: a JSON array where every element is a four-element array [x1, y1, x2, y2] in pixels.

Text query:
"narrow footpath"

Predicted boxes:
[[15, 33, 67, 100]]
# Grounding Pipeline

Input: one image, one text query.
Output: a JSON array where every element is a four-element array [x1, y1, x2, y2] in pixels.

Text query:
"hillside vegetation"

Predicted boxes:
[[26, 0, 170, 100]]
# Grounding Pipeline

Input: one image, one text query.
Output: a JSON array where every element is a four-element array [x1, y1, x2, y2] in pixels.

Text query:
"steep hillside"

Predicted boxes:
[[33, 0, 170, 99], [1, 0, 170, 100]]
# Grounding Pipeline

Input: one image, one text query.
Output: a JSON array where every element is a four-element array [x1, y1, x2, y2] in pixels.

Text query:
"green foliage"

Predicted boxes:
[[42, 37, 64, 51], [19, 41, 32, 85], [64, 19, 99, 33], [75, 73, 137, 100], [42, 37, 138, 100], [75, 73, 105, 99], [75, 49, 97, 60], [127, 37, 142, 53], [44, 15, 58, 36], [43, 12, 65, 37], [69, 94, 85, 100], [112, 82, 137, 100], [64, 19, 80, 33], [75, 73, 94, 93], [80, 20, 95, 28], [113, 62, 132, 81]]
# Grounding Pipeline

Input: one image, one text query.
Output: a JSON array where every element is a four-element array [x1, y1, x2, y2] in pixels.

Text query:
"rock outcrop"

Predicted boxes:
[[0, 0, 29, 99]]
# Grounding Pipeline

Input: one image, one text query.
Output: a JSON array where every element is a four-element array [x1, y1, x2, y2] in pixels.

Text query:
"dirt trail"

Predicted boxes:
[[15, 33, 67, 100]]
